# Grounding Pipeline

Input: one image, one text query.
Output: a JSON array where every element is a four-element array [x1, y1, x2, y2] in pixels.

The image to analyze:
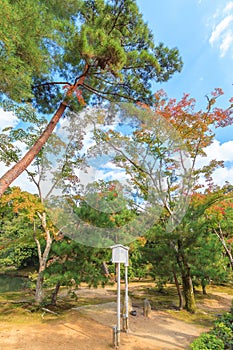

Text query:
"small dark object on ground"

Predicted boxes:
[[130, 310, 137, 316]]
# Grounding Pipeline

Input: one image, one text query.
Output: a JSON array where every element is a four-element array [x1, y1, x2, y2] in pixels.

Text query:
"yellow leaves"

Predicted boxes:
[[0, 186, 44, 222], [109, 215, 115, 222]]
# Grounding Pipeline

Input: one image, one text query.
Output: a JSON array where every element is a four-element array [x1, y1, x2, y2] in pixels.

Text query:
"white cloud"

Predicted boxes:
[[204, 139, 233, 162], [196, 139, 233, 187], [212, 166, 233, 187], [209, 15, 233, 46], [219, 31, 233, 56], [0, 109, 19, 132], [208, 1, 233, 57]]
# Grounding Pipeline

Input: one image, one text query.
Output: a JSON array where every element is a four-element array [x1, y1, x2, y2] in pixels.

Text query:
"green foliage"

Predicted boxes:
[[0, 187, 41, 269], [44, 238, 111, 289], [0, 0, 183, 107], [189, 333, 224, 350], [0, 0, 55, 100], [213, 322, 233, 348], [128, 239, 149, 280], [190, 308, 233, 349]]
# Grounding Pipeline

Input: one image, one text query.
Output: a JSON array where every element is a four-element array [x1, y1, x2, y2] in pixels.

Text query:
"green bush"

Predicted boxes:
[[190, 308, 233, 350], [212, 322, 233, 348], [189, 333, 224, 350], [212, 312, 233, 349]]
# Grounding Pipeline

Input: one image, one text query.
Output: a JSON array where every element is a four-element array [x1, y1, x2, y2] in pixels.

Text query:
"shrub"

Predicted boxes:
[[189, 333, 224, 350], [189, 310, 233, 350], [212, 322, 233, 348]]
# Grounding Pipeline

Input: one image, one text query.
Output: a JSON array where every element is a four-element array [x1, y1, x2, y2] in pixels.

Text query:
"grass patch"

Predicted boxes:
[[129, 283, 181, 310], [0, 281, 232, 329], [167, 309, 216, 327]]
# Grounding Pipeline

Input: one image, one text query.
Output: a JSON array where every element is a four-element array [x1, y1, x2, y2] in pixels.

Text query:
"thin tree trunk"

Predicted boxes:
[[0, 102, 68, 196], [172, 269, 183, 310]]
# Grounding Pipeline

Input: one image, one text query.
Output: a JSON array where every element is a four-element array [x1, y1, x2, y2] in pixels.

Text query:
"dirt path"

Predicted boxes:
[[0, 288, 232, 350], [0, 308, 206, 350]]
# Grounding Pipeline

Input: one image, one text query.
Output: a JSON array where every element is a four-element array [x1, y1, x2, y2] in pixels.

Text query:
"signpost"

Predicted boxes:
[[124, 262, 129, 332], [111, 244, 129, 347]]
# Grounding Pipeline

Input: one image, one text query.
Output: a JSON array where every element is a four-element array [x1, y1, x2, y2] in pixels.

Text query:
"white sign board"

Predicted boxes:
[[111, 244, 129, 265]]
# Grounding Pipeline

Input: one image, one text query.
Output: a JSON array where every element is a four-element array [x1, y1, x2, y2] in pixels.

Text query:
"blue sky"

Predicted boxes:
[[137, 0, 233, 143], [0, 0, 233, 190]]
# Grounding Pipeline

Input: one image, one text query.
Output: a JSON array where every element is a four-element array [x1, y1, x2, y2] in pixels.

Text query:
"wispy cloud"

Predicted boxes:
[[0, 109, 19, 132], [209, 15, 233, 45], [224, 1, 233, 13], [219, 31, 233, 57], [208, 2, 233, 57]]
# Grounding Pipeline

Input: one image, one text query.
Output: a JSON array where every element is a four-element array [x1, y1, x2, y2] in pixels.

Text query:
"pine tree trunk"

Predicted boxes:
[[176, 241, 196, 313], [0, 102, 68, 196], [51, 281, 61, 306], [0, 64, 89, 197], [181, 271, 196, 313]]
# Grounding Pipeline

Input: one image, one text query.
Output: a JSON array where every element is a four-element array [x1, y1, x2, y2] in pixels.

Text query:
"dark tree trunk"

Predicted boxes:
[[176, 241, 196, 313], [51, 281, 61, 306], [201, 281, 207, 295], [173, 269, 183, 310]]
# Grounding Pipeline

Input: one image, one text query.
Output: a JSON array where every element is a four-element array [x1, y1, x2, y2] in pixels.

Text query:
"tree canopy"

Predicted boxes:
[[1, 0, 183, 105], [0, 0, 183, 195]]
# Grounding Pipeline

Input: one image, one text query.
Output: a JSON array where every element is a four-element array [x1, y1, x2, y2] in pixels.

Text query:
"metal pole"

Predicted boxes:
[[125, 264, 129, 332], [117, 262, 121, 346]]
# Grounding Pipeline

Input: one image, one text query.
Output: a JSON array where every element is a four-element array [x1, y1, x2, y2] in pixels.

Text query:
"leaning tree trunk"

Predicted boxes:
[[34, 212, 53, 305], [0, 64, 89, 197], [0, 102, 68, 196]]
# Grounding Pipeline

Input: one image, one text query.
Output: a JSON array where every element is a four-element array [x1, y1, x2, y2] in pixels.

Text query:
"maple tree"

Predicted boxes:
[[90, 89, 233, 312], [0, 0, 183, 196]]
